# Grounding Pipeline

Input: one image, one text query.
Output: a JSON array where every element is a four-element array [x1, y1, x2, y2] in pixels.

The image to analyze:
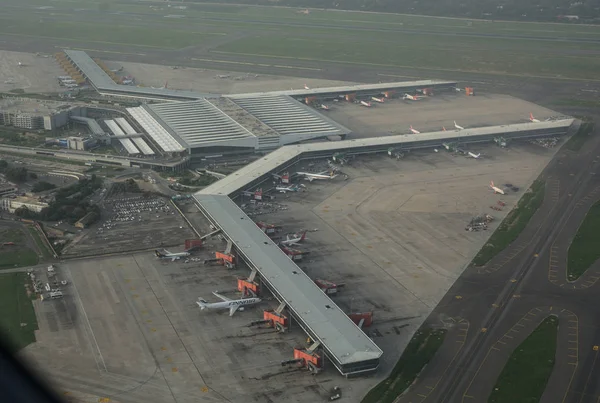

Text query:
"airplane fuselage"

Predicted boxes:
[[197, 298, 260, 310]]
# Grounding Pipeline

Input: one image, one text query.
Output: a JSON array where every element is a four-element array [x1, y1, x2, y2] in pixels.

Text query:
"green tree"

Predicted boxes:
[[5, 167, 28, 183]]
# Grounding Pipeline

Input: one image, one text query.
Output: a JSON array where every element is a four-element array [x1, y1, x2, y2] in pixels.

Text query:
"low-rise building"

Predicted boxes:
[[74, 211, 98, 228], [68, 136, 96, 150], [0, 196, 49, 213]]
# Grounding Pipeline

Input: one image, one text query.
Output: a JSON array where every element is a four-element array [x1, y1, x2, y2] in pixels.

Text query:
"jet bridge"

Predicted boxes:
[[194, 194, 383, 377]]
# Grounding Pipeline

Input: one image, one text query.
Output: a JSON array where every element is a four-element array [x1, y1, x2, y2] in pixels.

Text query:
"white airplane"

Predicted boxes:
[[280, 231, 307, 246], [409, 125, 420, 134], [276, 184, 303, 193], [155, 249, 190, 261], [360, 100, 372, 107], [151, 81, 168, 90], [529, 112, 540, 123], [304, 83, 310, 90], [468, 152, 481, 159], [320, 104, 330, 111], [196, 292, 261, 316], [296, 170, 338, 182], [403, 94, 419, 101], [454, 121, 465, 130], [371, 96, 385, 103], [489, 181, 505, 195]]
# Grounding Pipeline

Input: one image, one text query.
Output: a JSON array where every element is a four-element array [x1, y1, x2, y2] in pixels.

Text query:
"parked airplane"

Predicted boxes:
[[403, 94, 419, 101], [151, 81, 168, 90], [320, 104, 330, 111], [280, 231, 307, 246], [360, 100, 372, 107], [409, 125, 420, 134], [196, 292, 261, 316], [296, 171, 338, 181], [468, 152, 481, 159], [529, 112, 540, 123], [489, 181, 505, 195], [276, 184, 303, 193], [371, 96, 385, 103], [454, 121, 465, 130], [155, 249, 190, 261]]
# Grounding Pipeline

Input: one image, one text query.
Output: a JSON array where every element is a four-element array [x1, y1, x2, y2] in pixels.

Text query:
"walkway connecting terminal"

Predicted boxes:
[[195, 194, 383, 376]]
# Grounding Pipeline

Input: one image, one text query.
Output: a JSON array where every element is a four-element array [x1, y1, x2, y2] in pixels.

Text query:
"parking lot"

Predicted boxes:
[[62, 195, 196, 257]]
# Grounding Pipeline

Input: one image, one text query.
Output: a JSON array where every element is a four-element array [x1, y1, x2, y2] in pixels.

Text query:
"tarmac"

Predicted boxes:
[[326, 93, 559, 137], [246, 140, 562, 398], [398, 119, 600, 403]]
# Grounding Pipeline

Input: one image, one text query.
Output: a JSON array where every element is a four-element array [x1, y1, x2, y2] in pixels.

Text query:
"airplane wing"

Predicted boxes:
[[229, 305, 240, 316], [213, 291, 232, 302], [171, 257, 178, 262]]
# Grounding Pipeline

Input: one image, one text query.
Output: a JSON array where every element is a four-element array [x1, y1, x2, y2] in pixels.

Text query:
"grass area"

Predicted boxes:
[[2, 0, 600, 79], [214, 35, 600, 79], [0, 249, 38, 270], [473, 180, 545, 266], [26, 225, 53, 260], [564, 122, 595, 152], [0, 228, 26, 243], [0, 273, 38, 353], [488, 316, 558, 403], [362, 328, 447, 403], [0, 16, 218, 49], [0, 226, 40, 269], [567, 200, 600, 280], [0, 151, 87, 167]]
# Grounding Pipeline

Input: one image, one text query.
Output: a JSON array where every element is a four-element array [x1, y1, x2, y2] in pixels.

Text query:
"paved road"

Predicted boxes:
[[399, 119, 600, 403]]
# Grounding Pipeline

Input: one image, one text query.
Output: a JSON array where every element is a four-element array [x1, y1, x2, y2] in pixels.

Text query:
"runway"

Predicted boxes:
[[398, 119, 600, 402]]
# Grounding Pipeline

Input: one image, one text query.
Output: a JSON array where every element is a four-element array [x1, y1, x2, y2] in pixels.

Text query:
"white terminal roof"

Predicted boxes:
[[226, 80, 457, 99], [145, 100, 256, 149], [104, 119, 140, 155], [142, 98, 351, 151], [230, 95, 348, 139], [195, 194, 383, 367], [115, 117, 155, 155], [127, 107, 186, 152], [63, 49, 214, 100], [199, 119, 574, 196]]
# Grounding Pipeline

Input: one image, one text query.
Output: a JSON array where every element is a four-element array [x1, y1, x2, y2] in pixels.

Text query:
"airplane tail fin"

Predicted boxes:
[[164, 81, 168, 89], [154, 250, 164, 258], [490, 181, 495, 187], [443, 126, 446, 131], [300, 231, 307, 241], [196, 298, 207, 310]]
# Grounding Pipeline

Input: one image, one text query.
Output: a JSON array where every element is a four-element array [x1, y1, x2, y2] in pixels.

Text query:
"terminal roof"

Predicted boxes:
[[230, 95, 349, 140], [198, 119, 574, 196], [146, 100, 256, 148], [195, 194, 383, 366], [225, 80, 457, 99]]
